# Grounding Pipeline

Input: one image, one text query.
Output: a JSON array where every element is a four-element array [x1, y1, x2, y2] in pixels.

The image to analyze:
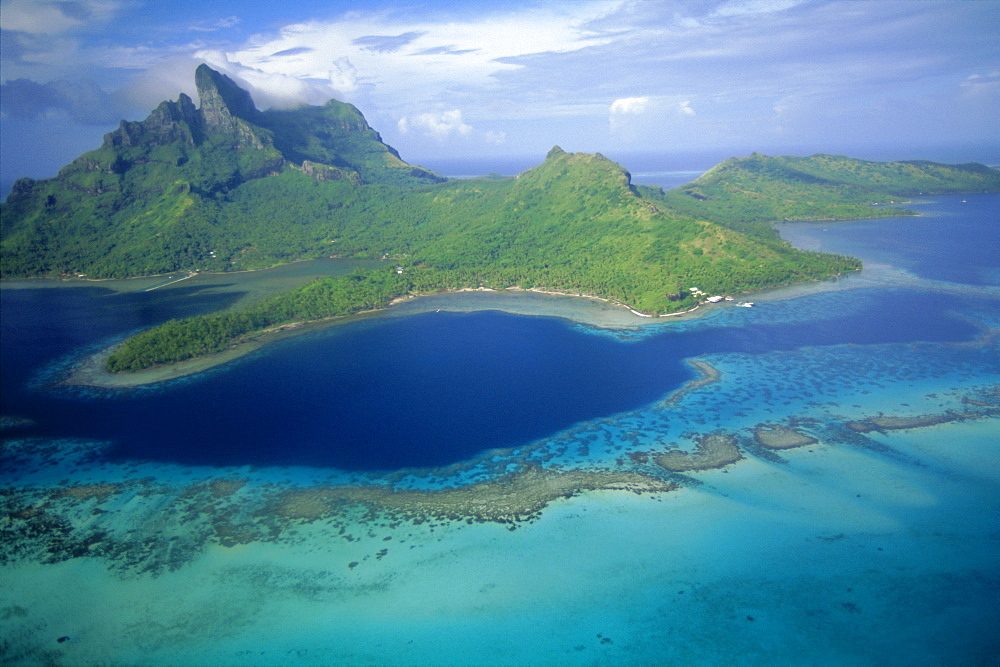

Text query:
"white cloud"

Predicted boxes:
[[0, 0, 124, 35], [116, 56, 204, 109], [0, 0, 135, 83], [610, 97, 649, 115], [398, 110, 472, 139], [1, 2, 82, 34], [607, 94, 699, 141], [960, 70, 1000, 94], [193, 49, 348, 109], [609, 96, 652, 136], [485, 130, 507, 145], [189, 16, 241, 33], [327, 57, 359, 93], [224, 1, 622, 113], [610, 96, 695, 120]]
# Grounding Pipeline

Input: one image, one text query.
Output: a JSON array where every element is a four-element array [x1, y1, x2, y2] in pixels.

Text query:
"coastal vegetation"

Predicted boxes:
[[105, 268, 409, 372], [3, 65, 998, 373]]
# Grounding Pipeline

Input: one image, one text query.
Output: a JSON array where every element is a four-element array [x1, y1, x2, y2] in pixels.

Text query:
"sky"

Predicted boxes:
[[2, 0, 998, 188]]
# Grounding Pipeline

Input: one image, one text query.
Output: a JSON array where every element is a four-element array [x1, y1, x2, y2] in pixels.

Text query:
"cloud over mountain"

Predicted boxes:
[[398, 110, 472, 139]]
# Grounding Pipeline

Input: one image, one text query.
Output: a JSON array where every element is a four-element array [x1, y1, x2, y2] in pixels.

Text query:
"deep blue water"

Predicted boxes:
[[781, 193, 1000, 286], [1, 194, 996, 471]]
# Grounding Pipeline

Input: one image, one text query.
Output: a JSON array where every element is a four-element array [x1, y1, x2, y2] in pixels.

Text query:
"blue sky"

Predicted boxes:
[[2, 0, 998, 186]]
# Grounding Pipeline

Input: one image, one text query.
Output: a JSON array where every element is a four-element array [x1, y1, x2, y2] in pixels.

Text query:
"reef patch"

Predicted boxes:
[[269, 466, 678, 525], [52, 483, 122, 502], [654, 433, 743, 472], [845, 408, 999, 434], [0, 459, 678, 576], [753, 425, 819, 450]]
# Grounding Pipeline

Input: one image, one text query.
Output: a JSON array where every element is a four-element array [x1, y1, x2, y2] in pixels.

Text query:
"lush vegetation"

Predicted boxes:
[[0, 65, 442, 278], [656, 152, 1000, 240], [3, 66, 998, 372], [106, 268, 410, 371]]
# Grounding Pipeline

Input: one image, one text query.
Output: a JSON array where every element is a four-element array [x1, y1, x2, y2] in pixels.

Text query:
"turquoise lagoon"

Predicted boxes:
[[1, 193, 998, 665]]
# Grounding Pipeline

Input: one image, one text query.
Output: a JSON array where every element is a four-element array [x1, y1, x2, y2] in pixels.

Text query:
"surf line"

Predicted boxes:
[[144, 272, 196, 292]]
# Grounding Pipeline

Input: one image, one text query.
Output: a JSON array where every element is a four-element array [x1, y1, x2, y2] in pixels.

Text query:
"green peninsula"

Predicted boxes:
[[3, 66, 998, 373]]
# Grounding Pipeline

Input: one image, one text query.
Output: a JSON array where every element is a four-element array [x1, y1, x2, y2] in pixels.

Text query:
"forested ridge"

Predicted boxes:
[[2, 66, 997, 372], [657, 152, 1000, 239]]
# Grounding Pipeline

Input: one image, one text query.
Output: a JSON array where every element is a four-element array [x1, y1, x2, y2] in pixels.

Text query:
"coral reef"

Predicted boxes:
[[753, 425, 818, 450], [654, 433, 744, 472]]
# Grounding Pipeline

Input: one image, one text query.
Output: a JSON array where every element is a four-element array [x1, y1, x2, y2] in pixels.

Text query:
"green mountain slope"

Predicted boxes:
[[387, 148, 859, 310], [0, 65, 442, 277], [657, 152, 1000, 239]]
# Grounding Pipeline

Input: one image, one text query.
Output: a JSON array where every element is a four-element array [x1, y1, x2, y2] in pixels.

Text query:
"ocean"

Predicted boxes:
[[1, 190, 998, 665]]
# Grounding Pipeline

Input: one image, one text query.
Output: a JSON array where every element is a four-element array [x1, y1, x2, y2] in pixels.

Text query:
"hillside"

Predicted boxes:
[[0, 66, 867, 305], [0, 65, 443, 277], [2, 66, 999, 371], [386, 147, 864, 308], [655, 152, 1000, 239]]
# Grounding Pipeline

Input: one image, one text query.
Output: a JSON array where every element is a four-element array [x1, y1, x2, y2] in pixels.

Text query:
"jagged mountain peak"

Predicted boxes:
[[84, 64, 442, 187], [100, 65, 268, 151], [104, 92, 201, 148], [195, 64, 261, 131]]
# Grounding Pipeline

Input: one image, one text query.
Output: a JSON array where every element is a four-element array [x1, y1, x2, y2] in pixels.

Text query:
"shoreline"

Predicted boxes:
[[60, 285, 715, 389], [33, 257, 875, 390], [1, 257, 325, 287], [521, 287, 701, 319], [60, 309, 388, 388], [388, 285, 702, 320]]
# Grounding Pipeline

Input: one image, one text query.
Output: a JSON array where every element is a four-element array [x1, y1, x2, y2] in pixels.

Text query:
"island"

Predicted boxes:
[[3, 65, 999, 374]]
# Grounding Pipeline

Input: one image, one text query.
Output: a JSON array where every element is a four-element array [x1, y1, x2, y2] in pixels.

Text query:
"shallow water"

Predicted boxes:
[[1, 193, 997, 665]]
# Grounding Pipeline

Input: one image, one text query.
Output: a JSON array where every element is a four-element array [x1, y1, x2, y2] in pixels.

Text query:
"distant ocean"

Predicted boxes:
[[1, 186, 998, 664]]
